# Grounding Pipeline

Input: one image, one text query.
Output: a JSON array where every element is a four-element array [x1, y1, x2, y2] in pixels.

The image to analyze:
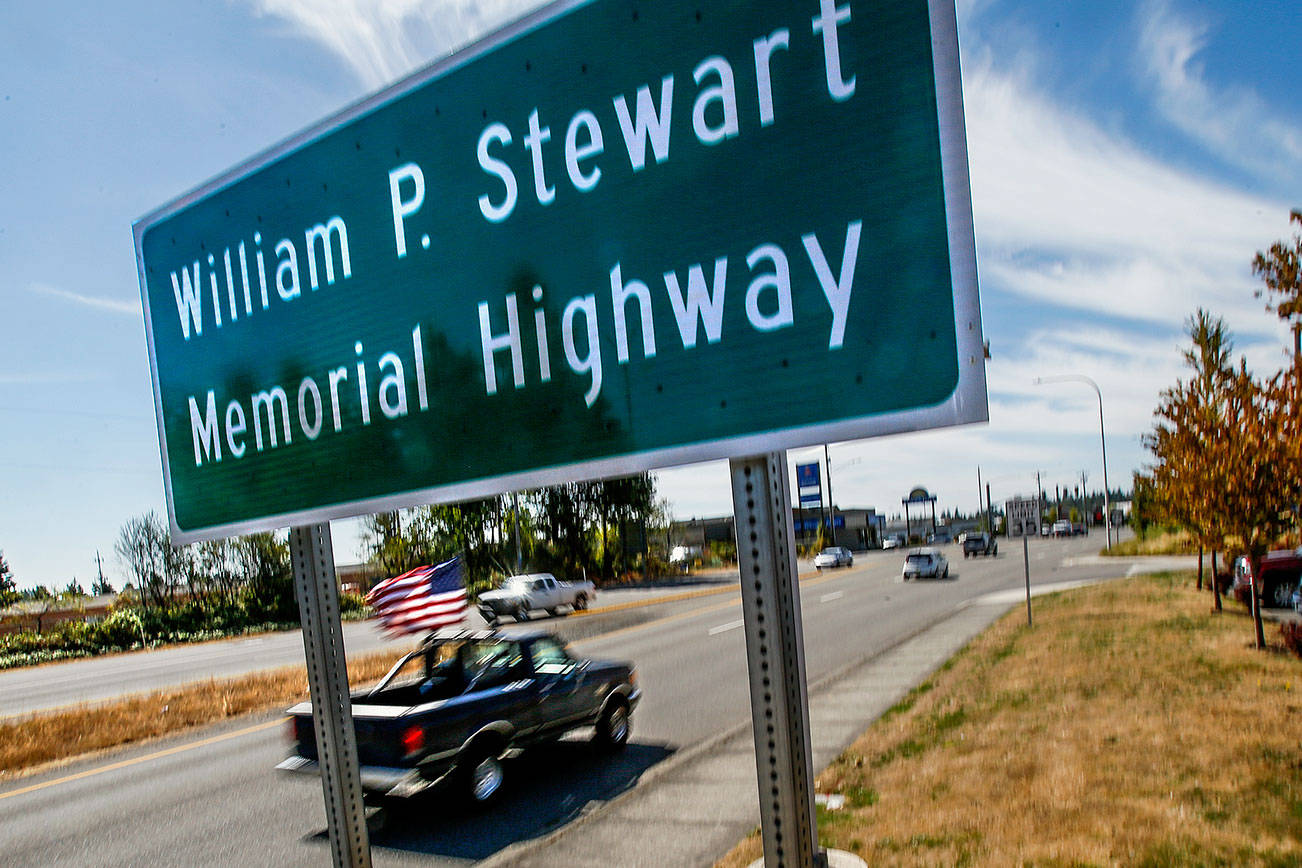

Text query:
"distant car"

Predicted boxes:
[[1040, 523, 1052, 537], [882, 535, 904, 550], [962, 532, 997, 558], [1051, 519, 1072, 538], [671, 543, 703, 569], [902, 548, 949, 580], [814, 546, 854, 569], [477, 573, 594, 624]]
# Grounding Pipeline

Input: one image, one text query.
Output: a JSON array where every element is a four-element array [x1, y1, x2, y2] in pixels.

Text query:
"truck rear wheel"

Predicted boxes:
[[594, 700, 630, 751], [461, 745, 506, 807], [573, 594, 588, 611], [512, 605, 529, 622]]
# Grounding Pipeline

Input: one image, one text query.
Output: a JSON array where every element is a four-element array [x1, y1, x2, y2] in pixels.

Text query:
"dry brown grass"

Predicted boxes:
[[0, 647, 409, 782], [1104, 528, 1200, 556], [717, 572, 1302, 867]]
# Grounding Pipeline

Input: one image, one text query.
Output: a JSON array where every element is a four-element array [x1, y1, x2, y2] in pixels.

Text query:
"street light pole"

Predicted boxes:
[[1034, 374, 1112, 551]]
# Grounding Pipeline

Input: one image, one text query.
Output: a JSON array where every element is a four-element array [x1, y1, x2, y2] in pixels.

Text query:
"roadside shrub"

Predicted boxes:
[[96, 608, 147, 648], [1282, 622, 1302, 659], [703, 539, 737, 566], [0, 596, 309, 670], [339, 592, 368, 617]]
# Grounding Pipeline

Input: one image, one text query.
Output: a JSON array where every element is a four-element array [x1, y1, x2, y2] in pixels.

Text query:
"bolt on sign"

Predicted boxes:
[[134, 0, 987, 543]]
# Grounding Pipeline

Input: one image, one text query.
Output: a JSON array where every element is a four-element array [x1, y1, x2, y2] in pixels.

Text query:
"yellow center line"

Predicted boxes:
[[570, 568, 853, 646], [0, 718, 283, 802]]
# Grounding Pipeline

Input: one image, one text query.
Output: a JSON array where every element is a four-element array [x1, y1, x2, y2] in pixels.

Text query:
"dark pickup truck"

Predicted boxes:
[[962, 532, 997, 558], [277, 629, 640, 806]]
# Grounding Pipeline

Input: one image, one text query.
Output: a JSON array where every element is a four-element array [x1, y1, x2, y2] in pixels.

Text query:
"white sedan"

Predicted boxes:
[[902, 548, 949, 580], [813, 546, 854, 569]]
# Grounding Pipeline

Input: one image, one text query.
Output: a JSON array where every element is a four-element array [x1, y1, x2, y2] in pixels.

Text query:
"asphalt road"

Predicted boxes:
[[1, 534, 1169, 866], [0, 578, 745, 720]]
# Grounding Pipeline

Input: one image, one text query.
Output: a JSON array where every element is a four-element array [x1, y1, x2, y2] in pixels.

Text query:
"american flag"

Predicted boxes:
[[366, 558, 467, 636]]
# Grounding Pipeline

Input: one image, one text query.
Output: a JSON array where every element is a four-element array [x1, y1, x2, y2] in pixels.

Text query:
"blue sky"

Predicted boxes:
[[1, 0, 1298, 589]]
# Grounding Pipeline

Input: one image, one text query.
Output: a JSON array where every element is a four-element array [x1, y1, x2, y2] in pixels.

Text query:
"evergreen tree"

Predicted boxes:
[[0, 550, 17, 607]]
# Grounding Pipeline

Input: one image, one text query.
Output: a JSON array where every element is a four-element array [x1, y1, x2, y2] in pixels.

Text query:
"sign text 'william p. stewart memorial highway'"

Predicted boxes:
[[134, 0, 985, 542]]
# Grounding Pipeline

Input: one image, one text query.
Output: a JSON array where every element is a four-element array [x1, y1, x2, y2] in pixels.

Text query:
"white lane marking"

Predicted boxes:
[[708, 619, 745, 636], [819, 591, 844, 603]]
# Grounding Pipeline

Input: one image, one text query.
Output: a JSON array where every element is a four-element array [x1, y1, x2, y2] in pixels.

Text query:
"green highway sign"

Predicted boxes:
[[134, 0, 987, 543]]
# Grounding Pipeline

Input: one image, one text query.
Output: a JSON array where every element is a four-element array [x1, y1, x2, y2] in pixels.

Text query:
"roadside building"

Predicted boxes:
[[0, 594, 117, 637], [672, 509, 884, 555]]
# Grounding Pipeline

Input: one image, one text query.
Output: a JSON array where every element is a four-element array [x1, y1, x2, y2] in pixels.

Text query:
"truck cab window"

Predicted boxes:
[[530, 637, 575, 675]]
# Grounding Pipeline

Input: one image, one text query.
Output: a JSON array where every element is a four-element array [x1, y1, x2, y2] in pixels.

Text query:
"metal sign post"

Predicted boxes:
[[289, 523, 371, 868], [732, 453, 824, 868]]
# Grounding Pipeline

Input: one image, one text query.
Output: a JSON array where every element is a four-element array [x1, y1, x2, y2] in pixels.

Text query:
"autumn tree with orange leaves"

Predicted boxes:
[[1213, 363, 1298, 648], [1145, 310, 1234, 610], [1145, 212, 1302, 650]]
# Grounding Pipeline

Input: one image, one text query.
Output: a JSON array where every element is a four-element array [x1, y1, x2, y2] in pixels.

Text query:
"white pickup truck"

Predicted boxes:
[[476, 573, 595, 624]]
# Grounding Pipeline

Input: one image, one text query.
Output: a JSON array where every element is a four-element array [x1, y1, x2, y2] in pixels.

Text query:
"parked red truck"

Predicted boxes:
[[1230, 548, 1302, 609]]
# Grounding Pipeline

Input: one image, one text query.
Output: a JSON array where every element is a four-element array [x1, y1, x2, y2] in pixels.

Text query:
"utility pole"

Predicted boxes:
[[979, 481, 989, 536], [977, 466, 984, 531], [512, 492, 523, 572], [824, 444, 836, 545], [1035, 471, 1044, 531], [1079, 471, 1089, 529]]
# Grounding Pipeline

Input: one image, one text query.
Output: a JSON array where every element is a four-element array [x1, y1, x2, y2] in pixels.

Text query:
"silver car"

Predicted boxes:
[[814, 546, 853, 569], [902, 548, 949, 580]]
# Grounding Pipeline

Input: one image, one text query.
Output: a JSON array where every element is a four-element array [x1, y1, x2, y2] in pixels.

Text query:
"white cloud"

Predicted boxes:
[[1137, 0, 1302, 186], [30, 283, 141, 316], [234, 0, 542, 90], [963, 56, 1290, 339]]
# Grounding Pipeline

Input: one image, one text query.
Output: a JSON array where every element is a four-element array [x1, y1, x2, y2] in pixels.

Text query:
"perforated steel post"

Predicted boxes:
[[731, 454, 824, 868], [290, 523, 371, 868]]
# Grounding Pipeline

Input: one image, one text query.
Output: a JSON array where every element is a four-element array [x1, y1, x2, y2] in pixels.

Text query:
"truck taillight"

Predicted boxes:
[[401, 724, 425, 757], [288, 716, 306, 744]]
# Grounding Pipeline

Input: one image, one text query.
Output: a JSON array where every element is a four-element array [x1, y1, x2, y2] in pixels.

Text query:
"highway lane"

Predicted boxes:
[[0, 580, 747, 720], [0, 535, 1147, 866]]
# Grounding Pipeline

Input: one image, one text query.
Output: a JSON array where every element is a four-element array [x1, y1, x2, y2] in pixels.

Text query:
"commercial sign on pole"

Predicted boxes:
[[1006, 496, 1041, 538], [134, 0, 986, 544], [796, 462, 823, 509], [796, 463, 821, 490]]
